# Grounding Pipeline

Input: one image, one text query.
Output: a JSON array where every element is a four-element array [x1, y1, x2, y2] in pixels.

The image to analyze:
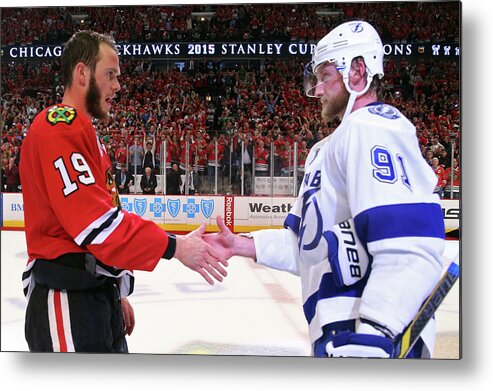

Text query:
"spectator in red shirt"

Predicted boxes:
[[444, 157, 460, 199], [5, 157, 21, 192], [254, 139, 270, 177], [194, 142, 208, 194], [114, 140, 127, 173], [206, 136, 225, 193], [431, 157, 447, 198]]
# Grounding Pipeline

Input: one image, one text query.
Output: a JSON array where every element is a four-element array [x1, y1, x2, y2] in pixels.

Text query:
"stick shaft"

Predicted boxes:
[[396, 261, 460, 358]]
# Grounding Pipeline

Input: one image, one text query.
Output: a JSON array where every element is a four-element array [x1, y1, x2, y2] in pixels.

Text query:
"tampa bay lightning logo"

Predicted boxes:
[[308, 148, 320, 165], [368, 104, 401, 120], [134, 198, 147, 217], [351, 22, 364, 33], [167, 199, 181, 218], [298, 189, 323, 253], [200, 199, 214, 218]]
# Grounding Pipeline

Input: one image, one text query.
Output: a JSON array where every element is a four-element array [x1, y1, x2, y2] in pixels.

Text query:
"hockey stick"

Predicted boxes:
[[395, 260, 460, 358]]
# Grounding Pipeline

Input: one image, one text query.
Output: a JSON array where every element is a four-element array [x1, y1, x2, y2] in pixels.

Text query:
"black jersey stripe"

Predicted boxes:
[[80, 207, 122, 247]]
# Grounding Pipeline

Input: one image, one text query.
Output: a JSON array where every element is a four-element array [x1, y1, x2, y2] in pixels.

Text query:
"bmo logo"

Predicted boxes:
[[10, 203, 24, 212]]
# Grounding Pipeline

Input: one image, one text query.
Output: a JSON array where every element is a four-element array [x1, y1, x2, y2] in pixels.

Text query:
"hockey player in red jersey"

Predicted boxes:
[[19, 30, 228, 353]]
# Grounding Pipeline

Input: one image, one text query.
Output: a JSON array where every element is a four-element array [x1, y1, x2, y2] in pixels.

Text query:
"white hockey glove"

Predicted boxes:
[[325, 218, 371, 287], [325, 331, 394, 358]]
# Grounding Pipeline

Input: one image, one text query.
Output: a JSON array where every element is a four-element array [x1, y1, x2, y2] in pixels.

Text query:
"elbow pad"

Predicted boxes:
[[324, 218, 371, 287]]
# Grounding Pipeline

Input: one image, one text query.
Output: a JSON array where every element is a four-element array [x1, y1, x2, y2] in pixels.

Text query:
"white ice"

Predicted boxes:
[[0, 230, 459, 356]]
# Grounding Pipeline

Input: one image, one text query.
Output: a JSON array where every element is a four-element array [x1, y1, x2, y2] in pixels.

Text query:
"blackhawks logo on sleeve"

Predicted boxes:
[[46, 105, 77, 126], [106, 168, 121, 208]]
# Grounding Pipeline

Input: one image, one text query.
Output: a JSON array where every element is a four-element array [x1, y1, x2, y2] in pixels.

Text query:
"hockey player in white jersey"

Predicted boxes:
[[204, 20, 445, 358]]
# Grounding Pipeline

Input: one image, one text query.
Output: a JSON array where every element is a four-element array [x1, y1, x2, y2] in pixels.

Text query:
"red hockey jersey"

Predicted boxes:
[[20, 105, 171, 273]]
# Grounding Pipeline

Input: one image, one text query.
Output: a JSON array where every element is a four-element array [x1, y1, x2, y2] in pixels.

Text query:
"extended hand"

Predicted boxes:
[[202, 215, 236, 261], [174, 223, 228, 285]]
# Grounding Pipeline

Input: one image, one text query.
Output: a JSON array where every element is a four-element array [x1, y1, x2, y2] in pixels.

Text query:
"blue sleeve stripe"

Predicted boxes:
[[284, 213, 301, 235], [303, 273, 366, 323], [354, 203, 445, 244], [323, 231, 344, 287]]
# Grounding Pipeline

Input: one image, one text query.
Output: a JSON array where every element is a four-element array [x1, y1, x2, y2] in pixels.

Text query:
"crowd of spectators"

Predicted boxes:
[[1, 3, 460, 197], [1, 2, 460, 45], [1, 56, 460, 197]]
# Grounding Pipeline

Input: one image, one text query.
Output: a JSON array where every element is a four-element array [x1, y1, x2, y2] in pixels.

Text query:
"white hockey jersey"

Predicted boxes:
[[252, 103, 445, 357]]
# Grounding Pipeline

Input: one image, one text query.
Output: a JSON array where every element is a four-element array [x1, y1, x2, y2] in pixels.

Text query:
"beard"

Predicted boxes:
[[321, 88, 350, 125], [86, 74, 107, 120]]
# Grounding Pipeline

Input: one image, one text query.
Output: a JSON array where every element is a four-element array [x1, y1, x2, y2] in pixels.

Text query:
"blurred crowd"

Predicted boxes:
[[1, 2, 459, 45], [1, 3, 460, 197]]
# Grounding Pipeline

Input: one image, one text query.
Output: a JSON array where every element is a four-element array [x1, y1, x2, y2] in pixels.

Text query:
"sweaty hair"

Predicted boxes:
[[61, 30, 116, 87], [369, 74, 383, 99], [352, 56, 383, 99]]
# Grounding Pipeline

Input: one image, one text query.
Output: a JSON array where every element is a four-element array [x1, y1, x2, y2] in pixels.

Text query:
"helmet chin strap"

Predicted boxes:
[[341, 74, 373, 121]]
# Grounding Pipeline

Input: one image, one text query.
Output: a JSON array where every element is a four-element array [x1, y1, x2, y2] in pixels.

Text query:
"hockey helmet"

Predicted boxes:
[[304, 20, 384, 99]]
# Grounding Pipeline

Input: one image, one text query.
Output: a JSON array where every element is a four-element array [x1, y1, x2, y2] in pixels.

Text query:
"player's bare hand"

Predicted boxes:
[[174, 223, 228, 285], [202, 215, 236, 260], [120, 297, 135, 336]]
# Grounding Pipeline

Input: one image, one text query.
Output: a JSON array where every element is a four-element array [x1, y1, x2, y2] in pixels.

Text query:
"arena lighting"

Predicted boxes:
[[191, 11, 215, 20], [315, 10, 344, 16], [70, 14, 89, 24], [316, 11, 345, 16]]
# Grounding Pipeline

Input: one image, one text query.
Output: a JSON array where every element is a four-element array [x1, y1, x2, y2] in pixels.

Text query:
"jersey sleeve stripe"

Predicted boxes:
[[354, 203, 445, 245], [284, 213, 301, 235], [74, 207, 124, 247]]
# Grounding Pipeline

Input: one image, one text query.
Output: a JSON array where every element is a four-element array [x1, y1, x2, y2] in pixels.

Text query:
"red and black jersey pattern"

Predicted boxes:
[[20, 105, 172, 291]]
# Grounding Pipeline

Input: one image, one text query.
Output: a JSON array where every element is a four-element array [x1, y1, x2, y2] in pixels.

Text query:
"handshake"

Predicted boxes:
[[172, 216, 252, 285]]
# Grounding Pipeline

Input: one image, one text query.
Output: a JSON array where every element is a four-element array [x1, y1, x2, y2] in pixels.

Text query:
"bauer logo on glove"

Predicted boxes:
[[324, 218, 371, 287]]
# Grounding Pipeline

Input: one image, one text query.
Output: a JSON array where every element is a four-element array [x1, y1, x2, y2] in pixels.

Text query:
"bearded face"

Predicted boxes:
[[312, 62, 350, 125], [86, 73, 107, 120], [320, 81, 349, 124]]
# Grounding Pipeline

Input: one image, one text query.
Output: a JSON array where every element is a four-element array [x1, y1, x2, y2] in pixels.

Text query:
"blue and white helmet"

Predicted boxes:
[[304, 20, 384, 119]]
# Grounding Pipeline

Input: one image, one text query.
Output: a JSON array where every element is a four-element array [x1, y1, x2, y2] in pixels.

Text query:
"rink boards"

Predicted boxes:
[[1, 193, 460, 234]]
